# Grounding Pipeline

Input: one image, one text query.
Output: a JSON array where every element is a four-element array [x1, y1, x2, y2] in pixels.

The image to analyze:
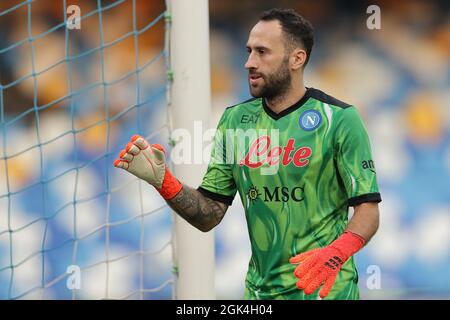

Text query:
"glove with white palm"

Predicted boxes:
[[114, 135, 182, 200]]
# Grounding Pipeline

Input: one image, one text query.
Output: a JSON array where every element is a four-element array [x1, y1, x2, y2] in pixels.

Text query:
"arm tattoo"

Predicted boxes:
[[166, 185, 228, 232]]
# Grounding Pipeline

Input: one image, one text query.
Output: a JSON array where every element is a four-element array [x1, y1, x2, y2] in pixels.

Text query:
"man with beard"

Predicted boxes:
[[114, 8, 381, 300]]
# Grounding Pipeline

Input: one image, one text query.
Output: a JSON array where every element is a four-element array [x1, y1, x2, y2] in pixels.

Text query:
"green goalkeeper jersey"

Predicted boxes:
[[198, 87, 381, 300]]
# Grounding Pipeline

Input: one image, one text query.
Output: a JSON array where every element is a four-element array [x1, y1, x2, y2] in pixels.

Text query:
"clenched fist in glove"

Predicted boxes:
[[114, 135, 182, 200], [289, 231, 365, 299]]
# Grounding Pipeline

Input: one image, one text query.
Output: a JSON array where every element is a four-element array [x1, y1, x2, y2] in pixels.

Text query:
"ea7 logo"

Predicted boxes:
[[240, 114, 260, 124], [362, 160, 376, 173]]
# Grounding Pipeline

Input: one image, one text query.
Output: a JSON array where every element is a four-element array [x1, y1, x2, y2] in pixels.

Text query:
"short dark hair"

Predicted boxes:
[[260, 8, 314, 66]]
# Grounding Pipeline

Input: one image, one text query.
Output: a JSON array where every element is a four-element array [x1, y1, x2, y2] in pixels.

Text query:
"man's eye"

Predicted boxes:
[[258, 49, 265, 54]]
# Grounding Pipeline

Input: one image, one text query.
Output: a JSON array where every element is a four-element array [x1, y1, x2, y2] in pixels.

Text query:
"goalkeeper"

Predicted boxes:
[[114, 8, 381, 300]]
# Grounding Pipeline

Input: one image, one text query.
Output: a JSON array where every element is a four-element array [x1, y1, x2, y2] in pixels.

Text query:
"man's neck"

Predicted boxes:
[[265, 85, 307, 114]]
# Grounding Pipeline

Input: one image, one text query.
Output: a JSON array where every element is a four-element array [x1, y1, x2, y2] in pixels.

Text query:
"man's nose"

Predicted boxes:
[[245, 53, 257, 70]]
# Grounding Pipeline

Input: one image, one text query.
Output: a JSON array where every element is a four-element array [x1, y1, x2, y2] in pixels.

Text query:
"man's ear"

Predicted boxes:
[[291, 48, 307, 70]]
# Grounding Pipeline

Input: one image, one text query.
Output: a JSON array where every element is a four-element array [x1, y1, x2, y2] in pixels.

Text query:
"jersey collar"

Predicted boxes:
[[262, 87, 312, 120]]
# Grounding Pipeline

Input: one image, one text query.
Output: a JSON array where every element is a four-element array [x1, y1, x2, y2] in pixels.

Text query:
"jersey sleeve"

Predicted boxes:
[[334, 106, 381, 206], [197, 110, 237, 205]]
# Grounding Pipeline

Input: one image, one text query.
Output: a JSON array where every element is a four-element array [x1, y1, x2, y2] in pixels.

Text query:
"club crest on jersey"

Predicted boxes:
[[299, 110, 322, 131]]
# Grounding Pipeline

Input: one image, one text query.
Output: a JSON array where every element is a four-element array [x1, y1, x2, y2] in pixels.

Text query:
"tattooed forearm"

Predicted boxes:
[[167, 185, 228, 232]]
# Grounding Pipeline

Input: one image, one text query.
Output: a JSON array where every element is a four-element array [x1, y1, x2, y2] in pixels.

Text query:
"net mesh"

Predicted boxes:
[[0, 0, 174, 299]]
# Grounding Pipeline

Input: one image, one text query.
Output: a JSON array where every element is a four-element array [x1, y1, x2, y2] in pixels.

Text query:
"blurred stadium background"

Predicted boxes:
[[0, 0, 449, 299]]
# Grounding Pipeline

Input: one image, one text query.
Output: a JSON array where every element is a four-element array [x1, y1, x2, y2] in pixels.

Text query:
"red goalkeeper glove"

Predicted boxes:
[[289, 231, 365, 298], [114, 135, 182, 200]]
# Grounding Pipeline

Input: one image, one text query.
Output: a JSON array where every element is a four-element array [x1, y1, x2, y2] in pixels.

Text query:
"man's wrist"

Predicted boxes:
[[329, 230, 366, 260], [156, 167, 183, 200]]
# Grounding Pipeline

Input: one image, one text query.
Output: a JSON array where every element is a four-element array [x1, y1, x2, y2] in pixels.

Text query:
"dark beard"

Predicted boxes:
[[249, 56, 291, 100]]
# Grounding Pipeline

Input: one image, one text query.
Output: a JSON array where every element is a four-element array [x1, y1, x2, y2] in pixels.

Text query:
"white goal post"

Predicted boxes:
[[169, 0, 215, 299]]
